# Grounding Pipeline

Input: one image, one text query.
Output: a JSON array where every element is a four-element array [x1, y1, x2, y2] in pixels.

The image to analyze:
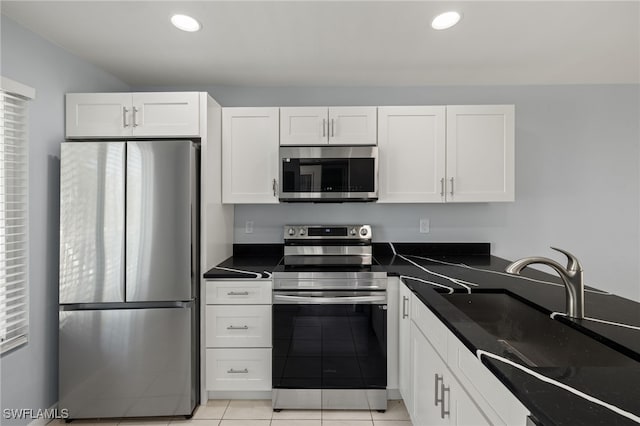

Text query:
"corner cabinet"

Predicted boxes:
[[222, 108, 279, 204], [398, 282, 530, 425], [280, 106, 377, 146], [378, 105, 515, 203], [65, 92, 200, 138]]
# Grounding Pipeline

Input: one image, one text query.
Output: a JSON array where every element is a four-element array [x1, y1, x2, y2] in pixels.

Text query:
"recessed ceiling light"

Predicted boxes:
[[431, 11, 462, 30], [171, 14, 201, 32]]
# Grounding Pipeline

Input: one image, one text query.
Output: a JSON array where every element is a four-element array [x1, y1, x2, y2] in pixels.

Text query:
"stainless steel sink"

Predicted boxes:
[[443, 292, 637, 368]]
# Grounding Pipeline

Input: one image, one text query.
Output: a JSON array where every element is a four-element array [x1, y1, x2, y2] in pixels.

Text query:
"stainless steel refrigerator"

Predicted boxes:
[[58, 140, 199, 419]]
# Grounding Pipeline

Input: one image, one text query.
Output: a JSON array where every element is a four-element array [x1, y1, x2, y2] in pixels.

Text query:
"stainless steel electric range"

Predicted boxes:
[[272, 225, 388, 411]]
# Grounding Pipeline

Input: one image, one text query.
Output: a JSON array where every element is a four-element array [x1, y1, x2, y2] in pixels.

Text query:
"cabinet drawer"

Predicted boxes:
[[411, 294, 449, 360], [206, 348, 271, 391], [206, 305, 271, 348], [206, 280, 272, 304]]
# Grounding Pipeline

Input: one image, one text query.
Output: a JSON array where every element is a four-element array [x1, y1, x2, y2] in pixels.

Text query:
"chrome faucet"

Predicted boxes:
[[505, 247, 584, 319]]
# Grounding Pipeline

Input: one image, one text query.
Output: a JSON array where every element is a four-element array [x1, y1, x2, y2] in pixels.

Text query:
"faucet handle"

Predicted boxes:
[[550, 247, 582, 272]]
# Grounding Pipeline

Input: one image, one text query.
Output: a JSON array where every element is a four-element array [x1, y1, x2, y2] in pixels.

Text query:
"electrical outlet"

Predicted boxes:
[[419, 218, 430, 233], [245, 221, 254, 234]]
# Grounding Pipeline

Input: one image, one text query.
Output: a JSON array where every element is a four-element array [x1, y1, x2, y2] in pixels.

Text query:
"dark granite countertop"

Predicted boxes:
[[203, 243, 640, 425]]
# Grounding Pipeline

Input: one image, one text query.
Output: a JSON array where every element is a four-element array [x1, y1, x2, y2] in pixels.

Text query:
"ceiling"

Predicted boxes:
[[2, 1, 639, 87]]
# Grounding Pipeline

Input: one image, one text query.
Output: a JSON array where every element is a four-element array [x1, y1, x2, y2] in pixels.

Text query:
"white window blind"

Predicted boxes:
[[0, 77, 34, 354]]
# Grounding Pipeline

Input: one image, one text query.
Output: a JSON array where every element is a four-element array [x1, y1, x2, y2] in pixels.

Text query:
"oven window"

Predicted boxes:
[[282, 158, 375, 193], [273, 304, 387, 390]]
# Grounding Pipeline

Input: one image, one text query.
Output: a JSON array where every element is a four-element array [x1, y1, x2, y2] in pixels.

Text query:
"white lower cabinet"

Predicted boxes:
[[205, 279, 272, 392], [398, 282, 529, 426]]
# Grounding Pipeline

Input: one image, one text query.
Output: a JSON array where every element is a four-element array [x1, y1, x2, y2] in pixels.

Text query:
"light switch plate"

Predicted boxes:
[[420, 218, 429, 233]]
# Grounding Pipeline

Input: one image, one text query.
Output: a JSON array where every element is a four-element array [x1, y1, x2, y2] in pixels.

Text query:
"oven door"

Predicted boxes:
[[272, 291, 387, 405], [279, 146, 378, 202]]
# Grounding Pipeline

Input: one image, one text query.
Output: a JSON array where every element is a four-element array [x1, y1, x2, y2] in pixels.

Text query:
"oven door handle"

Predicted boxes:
[[273, 294, 387, 304]]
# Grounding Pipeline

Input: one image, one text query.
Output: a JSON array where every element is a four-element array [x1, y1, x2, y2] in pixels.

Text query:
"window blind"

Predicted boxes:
[[0, 86, 30, 354]]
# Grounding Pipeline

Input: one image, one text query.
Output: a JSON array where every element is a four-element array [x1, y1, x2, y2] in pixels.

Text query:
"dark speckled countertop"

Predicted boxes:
[[203, 243, 640, 425]]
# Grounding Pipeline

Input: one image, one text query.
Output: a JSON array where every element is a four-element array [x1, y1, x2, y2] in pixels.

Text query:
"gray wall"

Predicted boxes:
[[139, 84, 640, 302], [0, 15, 129, 423]]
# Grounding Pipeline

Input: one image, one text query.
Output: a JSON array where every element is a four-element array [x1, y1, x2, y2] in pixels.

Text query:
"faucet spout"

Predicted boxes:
[[505, 247, 584, 319]]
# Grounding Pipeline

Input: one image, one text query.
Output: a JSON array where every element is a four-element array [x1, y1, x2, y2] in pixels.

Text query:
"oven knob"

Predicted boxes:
[[360, 228, 368, 237], [350, 228, 357, 236], [299, 228, 306, 236], [288, 227, 295, 236]]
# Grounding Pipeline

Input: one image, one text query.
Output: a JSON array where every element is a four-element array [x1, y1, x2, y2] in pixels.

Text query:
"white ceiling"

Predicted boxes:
[[2, 1, 639, 87]]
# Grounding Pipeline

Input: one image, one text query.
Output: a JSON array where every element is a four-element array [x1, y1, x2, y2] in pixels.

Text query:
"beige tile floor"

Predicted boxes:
[[49, 400, 412, 426]]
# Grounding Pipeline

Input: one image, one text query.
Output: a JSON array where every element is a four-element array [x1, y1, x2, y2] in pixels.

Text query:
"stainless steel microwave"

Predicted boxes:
[[279, 146, 378, 202]]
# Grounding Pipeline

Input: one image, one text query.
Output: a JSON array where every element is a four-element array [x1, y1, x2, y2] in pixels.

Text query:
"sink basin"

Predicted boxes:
[[443, 292, 638, 368]]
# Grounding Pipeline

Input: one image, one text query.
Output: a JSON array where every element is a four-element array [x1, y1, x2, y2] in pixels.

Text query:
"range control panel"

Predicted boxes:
[[283, 225, 372, 240]]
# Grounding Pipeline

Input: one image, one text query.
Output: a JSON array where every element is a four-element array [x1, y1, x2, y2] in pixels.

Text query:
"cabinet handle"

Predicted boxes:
[[122, 107, 129, 127], [323, 118, 326, 137], [227, 325, 249, 330], [132, 106, 139, 127], [434, 374, 444, 406], [440, 383, 450, 418], [402, 296, 409, 319], [440, 178, 445, 197], [227, 291, 249, 296], [331, 119, 335, 137], [272, 178, 278, 196], [227, 368, 248, 374], [450, 177, 454, 196]]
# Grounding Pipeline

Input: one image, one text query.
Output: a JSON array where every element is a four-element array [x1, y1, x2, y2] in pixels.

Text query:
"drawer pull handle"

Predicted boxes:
[[227, 325, 249, 330], [227, 368, 248, 374], [227, 291, 249, 296]]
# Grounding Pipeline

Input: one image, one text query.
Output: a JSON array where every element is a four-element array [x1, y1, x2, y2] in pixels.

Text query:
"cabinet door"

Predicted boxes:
[[398, 282, 413, 412], [280, 107, 328, 145], [411, 322, 448, 426], [329, 107, 377, 145], [378, 106, 446, 202], [132, 92, 200, 137], [222, 108, 279, 203], [65, 93, 132, 138], [450, 381, 492, 426], [446, 105, 515, 202]]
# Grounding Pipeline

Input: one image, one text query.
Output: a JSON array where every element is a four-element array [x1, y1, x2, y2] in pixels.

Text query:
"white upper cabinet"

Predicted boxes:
[[66, 92, 200, 138], [446, 105, 515, 202], [378, 104, 515, 203], [222, 107, 279, 204], [65, 93, 132, 138], [279, 107, 328, 146], [280, 106, 377, 145], [378, 106, 446, 203]]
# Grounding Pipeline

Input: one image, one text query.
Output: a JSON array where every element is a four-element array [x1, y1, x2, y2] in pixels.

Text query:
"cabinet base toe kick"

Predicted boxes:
[[272, 389, 387, 410]]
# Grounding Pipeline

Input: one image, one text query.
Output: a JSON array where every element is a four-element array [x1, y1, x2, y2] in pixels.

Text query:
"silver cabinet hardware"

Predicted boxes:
[[450, 177, 454, 196], [272, 178, 278, 196], [323, 118, 326, 137], [440, 178, 445, 197], [227, 368, 248, 374], [331, 119, 335, 137], [402, 296, 409, 319], [227, 291, 249, 296], [123, 107, 129, 127], [227, 325, 249, 330], [132, 106, 139, 127], [440, 382, 450, 418], [435, 374, 444, 406]]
